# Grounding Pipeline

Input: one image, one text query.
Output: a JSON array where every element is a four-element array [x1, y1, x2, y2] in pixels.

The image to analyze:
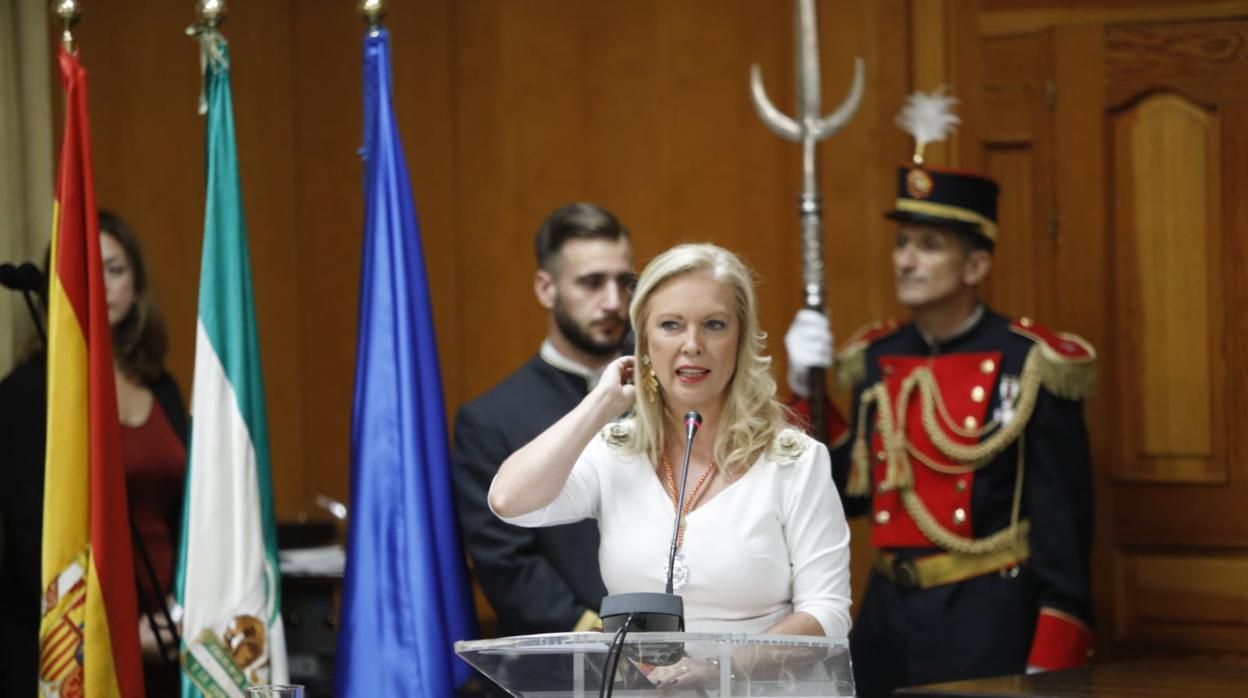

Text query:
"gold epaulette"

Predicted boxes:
[[1010, 318, 1097, 400], [835, 319, 901, 391]]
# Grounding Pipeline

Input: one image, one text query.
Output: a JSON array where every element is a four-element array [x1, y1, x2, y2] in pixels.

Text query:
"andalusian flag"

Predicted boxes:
[[174, 30, 288, 696], [39, 47, 146, 698]]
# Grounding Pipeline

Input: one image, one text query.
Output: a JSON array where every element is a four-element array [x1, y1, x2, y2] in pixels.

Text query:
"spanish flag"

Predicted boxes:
[[38, 46, 145, 698]]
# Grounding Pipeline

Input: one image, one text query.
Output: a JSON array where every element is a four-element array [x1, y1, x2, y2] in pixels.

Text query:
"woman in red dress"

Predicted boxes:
[[100, 210, 189, 696]]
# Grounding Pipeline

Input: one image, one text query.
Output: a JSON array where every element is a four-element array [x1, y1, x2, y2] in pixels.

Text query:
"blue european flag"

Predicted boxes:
[[334, 27, 478, 697]]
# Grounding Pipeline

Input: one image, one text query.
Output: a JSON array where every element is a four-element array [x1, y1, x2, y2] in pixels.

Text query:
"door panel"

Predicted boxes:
[[1110, 93, 1225, 484]]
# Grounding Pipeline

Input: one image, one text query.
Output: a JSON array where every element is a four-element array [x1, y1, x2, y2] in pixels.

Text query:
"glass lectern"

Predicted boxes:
[[456, 632, 854, 697]]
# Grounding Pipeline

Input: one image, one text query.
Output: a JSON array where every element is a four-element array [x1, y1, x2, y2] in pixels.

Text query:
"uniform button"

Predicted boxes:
[[877, 481, 889, 494], [883, 365, 895, 376], [874, 510, 891, 525], [963, 415, 978, 430], [971, 385, 986, 403], [980, 359, 995, 374], [955, 479, 968, 492], [952, 508, 967, 526], [1020, 317, 1033, 327], [876, 450, 887, 463]]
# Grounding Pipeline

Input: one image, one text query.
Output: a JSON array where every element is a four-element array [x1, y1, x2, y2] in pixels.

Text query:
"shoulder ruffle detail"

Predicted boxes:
[[767, 427, 813, 466], [600, 418, 637, 452]]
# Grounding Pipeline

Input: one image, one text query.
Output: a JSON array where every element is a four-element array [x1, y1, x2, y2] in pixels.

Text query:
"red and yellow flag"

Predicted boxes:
[[39, 46, 145, 698]]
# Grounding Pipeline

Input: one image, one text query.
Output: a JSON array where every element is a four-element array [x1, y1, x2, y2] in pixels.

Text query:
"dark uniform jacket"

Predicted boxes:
[[451, 354, 607, 638], [0, 353, 187, 696], [831, 308, 1094, 697]]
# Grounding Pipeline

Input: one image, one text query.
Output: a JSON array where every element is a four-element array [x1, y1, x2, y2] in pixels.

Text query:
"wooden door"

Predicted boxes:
[[960, 5, 1248, 659], [1098, 19, 1248, 656]]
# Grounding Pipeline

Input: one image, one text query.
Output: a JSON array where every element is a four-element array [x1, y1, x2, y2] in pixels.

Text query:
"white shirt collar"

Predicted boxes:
[[540, 340, 606, 391]]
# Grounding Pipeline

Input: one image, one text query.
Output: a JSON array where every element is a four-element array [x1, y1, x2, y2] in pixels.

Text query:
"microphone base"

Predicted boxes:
[[598, 592, 685, 665]]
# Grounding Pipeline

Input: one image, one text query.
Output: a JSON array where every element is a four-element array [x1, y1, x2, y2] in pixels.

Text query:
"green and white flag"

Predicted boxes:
[[176, 31, 287, 697]]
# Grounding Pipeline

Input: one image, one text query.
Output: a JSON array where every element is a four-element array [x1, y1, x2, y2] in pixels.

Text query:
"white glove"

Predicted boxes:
[[784, 309, 833, 398]]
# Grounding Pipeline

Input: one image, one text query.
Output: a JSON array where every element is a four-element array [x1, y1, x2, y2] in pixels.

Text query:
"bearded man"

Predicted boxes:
[[452, 202, 634, 637]]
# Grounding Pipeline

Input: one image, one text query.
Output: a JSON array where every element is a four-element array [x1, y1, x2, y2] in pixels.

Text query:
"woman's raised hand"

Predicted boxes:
[[592, 354, 639, 419]]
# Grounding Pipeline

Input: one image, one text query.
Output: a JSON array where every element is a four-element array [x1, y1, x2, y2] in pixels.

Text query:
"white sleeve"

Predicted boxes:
[[491, 436, 606, 528], [782, 441, 854, 638]]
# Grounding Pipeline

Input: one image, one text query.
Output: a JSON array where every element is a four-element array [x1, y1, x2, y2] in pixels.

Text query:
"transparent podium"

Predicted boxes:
[[456, 632, 855, 697]]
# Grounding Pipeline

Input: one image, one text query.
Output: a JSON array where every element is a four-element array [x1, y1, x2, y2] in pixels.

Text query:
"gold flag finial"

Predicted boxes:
[[195, 0, 227, 29], [360, 0, 386, 30], [51, 0, 81, 53]]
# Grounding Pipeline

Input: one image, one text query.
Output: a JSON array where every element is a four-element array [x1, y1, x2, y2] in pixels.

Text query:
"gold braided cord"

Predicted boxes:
[[909, 347, 1043, 465], [922, 371, 1002, 439], [849, 349, 1044, 555], [867, 382, 914, 491], [899, 432, 1030, 555], [893, 199, 999, 240], [847, 387, 882, 496], [905, 444, 983, 475]]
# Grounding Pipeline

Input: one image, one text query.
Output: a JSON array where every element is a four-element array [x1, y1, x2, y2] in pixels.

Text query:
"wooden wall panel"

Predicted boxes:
[[1111, 94, 1224, 483], [981, 35, 1043, 144], [980, 0, 1248, 36], [1114, 549, 1248, 651], [1051, 22, 1120, 659], [288, 1, 366, 516], [1105, 20, 1248, 109], [983, 147, 1038, 314], [1113, 101, 1248, 549], [977, 32, 1056, 322]]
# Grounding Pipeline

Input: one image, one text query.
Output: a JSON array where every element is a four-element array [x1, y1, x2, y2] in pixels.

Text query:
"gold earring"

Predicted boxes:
[[641, 356, 659, 402]]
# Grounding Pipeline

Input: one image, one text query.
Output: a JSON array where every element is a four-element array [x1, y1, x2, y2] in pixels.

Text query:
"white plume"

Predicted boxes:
[[895, 86, 960, 148]]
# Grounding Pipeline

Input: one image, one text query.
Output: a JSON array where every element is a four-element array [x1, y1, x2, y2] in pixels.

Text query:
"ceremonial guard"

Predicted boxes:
[[832, 90, 1096, 696]]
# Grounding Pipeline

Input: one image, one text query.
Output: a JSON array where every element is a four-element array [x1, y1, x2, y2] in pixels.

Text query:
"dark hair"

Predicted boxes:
[[99, 210, 169, 383], [533, 202, 629, 272]]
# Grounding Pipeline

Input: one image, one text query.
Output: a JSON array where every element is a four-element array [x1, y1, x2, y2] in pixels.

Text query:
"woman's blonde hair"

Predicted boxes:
[[629, 243, 787, 478]]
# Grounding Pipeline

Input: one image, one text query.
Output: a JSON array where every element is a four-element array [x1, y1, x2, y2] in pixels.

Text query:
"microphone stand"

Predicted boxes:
[[664, 415, 699, 595], [130, 514, 182, 667], [596, 412, 704, 693], [19, 289, 46, 348]]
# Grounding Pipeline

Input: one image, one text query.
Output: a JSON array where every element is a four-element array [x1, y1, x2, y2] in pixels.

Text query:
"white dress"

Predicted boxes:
[[495, 422, 853, 638]]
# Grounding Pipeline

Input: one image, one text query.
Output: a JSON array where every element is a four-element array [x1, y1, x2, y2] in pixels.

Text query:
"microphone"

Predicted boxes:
[[664, 411, 702, 594], [1, 261, 47, 349], [0, 263, 20, 290], [597, 412, 703, 650], [0, 263, 43, 292]]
